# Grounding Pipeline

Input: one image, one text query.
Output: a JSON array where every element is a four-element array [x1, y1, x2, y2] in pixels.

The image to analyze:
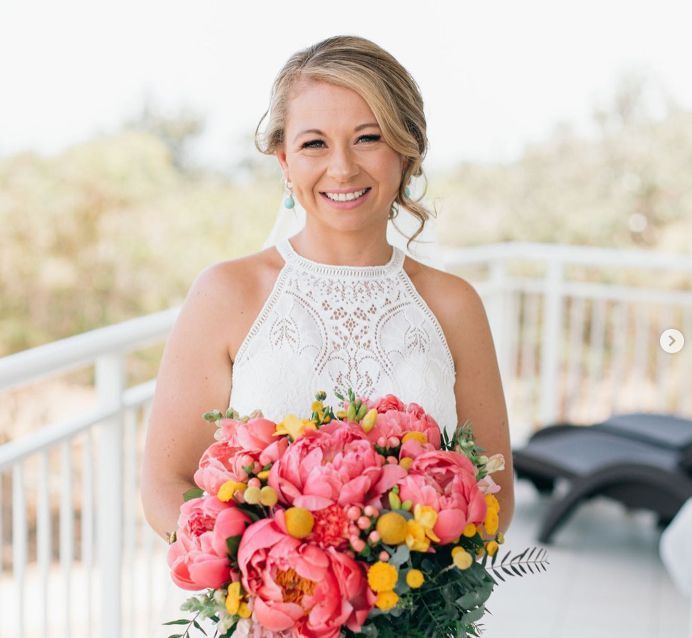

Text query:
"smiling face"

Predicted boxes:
[[276, 80, 405, 235]]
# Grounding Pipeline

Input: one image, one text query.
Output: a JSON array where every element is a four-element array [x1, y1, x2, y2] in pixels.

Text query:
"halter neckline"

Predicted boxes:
[[277, 238, 404, 277]]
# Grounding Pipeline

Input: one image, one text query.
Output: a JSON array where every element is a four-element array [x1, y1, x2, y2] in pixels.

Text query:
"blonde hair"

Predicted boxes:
[[255, 35, 435, 248]]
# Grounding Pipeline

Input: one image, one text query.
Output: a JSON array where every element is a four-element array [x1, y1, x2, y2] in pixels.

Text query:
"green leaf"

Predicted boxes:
[[461, 606, 486, 624], [183, 487, 204, 502], [163, 619, 189, 625], [226, 534, 242, 558], [389, 544, 410, 566]]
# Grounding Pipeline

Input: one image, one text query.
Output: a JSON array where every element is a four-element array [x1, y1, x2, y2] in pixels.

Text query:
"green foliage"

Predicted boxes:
[[0, 131, 280, 357]]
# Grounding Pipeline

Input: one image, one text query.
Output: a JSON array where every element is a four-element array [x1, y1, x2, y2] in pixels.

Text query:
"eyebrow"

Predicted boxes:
[[293, 122, 380, 143]]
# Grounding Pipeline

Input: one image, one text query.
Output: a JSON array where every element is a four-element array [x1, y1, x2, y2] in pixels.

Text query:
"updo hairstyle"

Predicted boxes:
[[255, 35, 435, 247]]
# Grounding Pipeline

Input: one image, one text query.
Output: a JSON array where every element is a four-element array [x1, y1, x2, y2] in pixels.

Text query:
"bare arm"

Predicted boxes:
[[140, 263, 236, 541], [442, 277, 515, 535]]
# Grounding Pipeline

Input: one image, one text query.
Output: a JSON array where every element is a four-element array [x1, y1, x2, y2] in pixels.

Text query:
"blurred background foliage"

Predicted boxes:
[[1, 72, 690, 358]]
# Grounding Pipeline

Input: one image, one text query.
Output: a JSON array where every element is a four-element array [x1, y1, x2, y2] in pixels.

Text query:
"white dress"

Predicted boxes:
[[157, 238, 458, 636], [229, 237, 457, 431]]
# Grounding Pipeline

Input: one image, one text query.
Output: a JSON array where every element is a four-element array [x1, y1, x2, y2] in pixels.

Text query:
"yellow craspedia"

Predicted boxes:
[[243, 486, 262, 505], [367, 561, 399, 593], [375, 590, 399, 611], [237, 602, 251, 619], [406, 569, 425, 589], [225, 582, 241, 615], [218, 480, 246, 503], [260, 486, 278, 507], [486, 540, 499, 556], [452, 546, 473, 570], [484, 508, 499, 535], [462, 523, 477, 537], [399, 457, 413, 471], [402, 431, 427, 444], [485, 494, 500, 512], [311, 400, 324, 412], [285, 507, 314, 539], [376, 512, 408, 545]]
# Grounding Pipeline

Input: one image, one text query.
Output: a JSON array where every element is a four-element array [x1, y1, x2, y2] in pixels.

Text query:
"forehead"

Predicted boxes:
[[284, 80, 377, 130]]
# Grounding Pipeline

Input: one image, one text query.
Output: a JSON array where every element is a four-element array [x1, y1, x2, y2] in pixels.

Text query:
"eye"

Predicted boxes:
[[358, 134, 381, 143], [301, 139, 324, 149]]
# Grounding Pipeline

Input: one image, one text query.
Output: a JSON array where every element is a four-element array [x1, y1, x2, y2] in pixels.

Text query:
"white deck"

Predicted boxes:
[[483, 479, 690, 638]]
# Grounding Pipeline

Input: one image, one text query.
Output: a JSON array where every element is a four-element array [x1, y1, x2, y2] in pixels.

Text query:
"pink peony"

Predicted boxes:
[[167, 496, 251, 590], [268, 421, 405, 510], [373, 394, 406, 413], [366, 406, 442, 450], [397, 450, 487, 544], [237, 516, 373, 638], [195, 418, 289, 496]]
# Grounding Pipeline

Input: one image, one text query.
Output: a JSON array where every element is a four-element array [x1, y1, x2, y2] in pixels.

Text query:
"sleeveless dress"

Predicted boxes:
[[228, 237, 458, 432], [157, 238, 458, 636]]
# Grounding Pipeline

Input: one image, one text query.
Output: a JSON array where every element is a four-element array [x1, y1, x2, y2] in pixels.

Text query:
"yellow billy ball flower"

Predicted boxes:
[[462, 523, 477, 537], [218, 480, 246, 503], [237, 602, 251, 619], [484, 508, 499, 535], [486, 540, 499, 556], [452, 546, 473, 570], [399, 457, 413, 471], [285, 507, 314, 539], [375, 590, 399, 611], [485, 494, 500, 512], [376, 512, 408, 545], [225, 582, 242, 615], [367, 561, 398, 593], [243, 486, 262, 505], [402, 431, 428, 444], [259, 486, 278, 507], [406, 569, 425, 589]]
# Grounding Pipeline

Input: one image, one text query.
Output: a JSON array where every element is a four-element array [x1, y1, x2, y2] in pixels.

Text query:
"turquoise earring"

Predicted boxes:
[[283, 179, 295, 209], [404, 186, 411, 198]]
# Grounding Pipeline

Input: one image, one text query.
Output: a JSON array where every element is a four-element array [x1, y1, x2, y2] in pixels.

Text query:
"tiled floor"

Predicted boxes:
[[482, 479, 690, 638]]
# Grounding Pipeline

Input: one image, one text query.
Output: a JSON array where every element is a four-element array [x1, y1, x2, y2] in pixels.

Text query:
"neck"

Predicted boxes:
[[290, 225, 392, 267]]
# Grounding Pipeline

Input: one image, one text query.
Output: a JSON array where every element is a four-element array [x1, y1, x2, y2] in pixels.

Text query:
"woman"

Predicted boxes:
[[142, 33, 514, 606]]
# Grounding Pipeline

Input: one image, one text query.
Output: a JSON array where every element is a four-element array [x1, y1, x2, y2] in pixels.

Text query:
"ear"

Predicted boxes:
[[276, 148, 289, 181]]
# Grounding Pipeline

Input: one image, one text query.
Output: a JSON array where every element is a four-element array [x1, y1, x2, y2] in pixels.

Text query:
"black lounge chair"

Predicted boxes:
[[512, 412, 692, 544]]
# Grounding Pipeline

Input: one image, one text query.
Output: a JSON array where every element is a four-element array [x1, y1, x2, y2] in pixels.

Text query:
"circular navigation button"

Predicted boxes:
[[660, 329, 684, 354]]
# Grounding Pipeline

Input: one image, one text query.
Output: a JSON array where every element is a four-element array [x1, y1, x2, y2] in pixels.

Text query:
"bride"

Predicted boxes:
[[142, 34, 514, 634]]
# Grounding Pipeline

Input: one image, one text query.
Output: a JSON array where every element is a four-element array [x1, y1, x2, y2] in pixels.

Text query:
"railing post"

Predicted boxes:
[[96, 353, 125, 638], [488, 258, 510, 388], [539, 259, 565, 426]]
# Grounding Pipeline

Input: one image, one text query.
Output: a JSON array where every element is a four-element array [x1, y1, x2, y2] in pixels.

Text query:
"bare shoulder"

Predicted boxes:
[[191, 246, 285, 361]]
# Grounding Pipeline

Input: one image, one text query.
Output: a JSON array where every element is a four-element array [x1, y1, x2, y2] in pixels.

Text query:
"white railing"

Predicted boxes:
[[1, 242, 691, 638]]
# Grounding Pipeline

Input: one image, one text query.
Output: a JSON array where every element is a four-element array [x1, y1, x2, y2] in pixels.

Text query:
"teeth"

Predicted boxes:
[[324, 188, 367, 201]]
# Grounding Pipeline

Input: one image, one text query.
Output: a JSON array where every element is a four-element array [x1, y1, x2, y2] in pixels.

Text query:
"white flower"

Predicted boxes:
[[230, 619, 251, 638], [484, 453, 505, 474]]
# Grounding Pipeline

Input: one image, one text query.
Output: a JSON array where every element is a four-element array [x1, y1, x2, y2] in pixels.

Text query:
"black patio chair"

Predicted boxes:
[[512, 412, 692, 544]]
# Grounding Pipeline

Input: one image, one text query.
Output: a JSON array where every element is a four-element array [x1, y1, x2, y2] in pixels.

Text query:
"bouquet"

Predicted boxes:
[[165, 389, 548, 638]]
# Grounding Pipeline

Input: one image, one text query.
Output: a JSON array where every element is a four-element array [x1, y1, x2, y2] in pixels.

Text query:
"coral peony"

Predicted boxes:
[[268, 421, 404, 510], [167, 496, 251, 590], [237, 517, 373, 638], [396, 451, 487, 544]]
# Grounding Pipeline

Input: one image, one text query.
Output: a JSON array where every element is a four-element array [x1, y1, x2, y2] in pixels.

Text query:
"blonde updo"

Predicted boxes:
[[255, 35, 435, 248]]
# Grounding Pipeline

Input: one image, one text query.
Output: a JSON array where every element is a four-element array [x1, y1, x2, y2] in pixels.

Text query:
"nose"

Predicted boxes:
[[326, 144, 359, 182]]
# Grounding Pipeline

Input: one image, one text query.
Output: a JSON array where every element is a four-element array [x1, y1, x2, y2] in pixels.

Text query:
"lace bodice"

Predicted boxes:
[[228, 238, 458, 433]]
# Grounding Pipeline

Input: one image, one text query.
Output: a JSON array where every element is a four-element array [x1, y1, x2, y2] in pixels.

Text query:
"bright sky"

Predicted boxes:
[[1, 0, 691, 171]]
